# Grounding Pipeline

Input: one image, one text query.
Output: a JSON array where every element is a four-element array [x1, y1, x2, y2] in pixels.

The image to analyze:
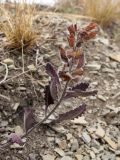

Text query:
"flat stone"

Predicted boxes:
[[66, 133, 73, 140], [56, 139, 67, 150], [97, 95, 107, 102], [83, 155, 90, 160], [0, 66, 5, 72], [15, 126, 24, 136], [118, 137, 120, 149], [8, 65, 15, 69], [1, 121, 8, 127], [27, 64, 36, 71], [54, 148, 65, 156], [10, 143, 24, 149], [82, 132, 91, 144], [13, 103, 20, 111], [91, 147, 99, 154], [75, 154, 83, 160], [86, 63, 101, 71], [3, 58, 14, 65], [98, 151, 115, 160], [104, 135, 117, 150], [91, 139, 100, 150], [89, 151, 96, 159], [110, 62, 117, 69], [102, 68, 114, 73], [115, 150, 120, 156], [52, 125, 67, 134], [29, 153, 38, 160], [71, 116, 88, 125], [95, 126, 105, 138], [42, 154, 55, 160], [109, 53, 120, 63], [61, 156, 73, 160], [63, 101, 72, 107], [71, 138, 79, 151]]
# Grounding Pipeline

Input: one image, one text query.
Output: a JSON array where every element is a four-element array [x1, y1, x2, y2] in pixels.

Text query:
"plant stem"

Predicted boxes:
[[23, 80, 69, 137]]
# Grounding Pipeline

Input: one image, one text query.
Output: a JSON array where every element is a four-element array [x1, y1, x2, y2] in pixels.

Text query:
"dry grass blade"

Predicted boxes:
[[83, 0, 120, 26], [0, 1, 38, 50]]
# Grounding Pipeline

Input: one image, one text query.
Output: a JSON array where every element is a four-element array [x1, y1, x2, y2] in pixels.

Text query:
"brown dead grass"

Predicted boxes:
[[56, 0, 120, 27], [83, 0, 120, 26], [0, 1, 38, 50]]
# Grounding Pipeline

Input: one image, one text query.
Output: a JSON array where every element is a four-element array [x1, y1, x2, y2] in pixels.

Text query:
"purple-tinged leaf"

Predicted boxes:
[[44, 84, 54, 114], [45, 62, 60, 85], [77, 53, 85, 68], [24, 108, 36, 133], [50, 79, 58, 101], [64, 90, 97, 99], [51, 104, 86, 124], [8, 133, 22, 144], [76, 39, 83, 47], [71, 82, 89, 91]]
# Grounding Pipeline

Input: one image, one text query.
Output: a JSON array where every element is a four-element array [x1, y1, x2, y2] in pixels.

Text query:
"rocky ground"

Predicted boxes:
[[0, 12, 120, 160]]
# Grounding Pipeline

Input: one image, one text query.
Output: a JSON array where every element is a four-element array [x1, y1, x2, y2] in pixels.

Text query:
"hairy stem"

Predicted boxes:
[[23, 80, 69, 137]]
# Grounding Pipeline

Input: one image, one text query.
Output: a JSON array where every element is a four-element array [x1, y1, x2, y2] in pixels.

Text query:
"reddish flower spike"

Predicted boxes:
[[84, 23, 97, 31], [68, 24, 77, 35], [84, 31, 97, 40], [67, 33, 75, 48]]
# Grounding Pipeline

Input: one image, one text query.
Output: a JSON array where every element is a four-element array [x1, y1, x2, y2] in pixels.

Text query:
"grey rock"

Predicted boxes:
[[97, 95, 107, 102], [29, 153, 38, 160], [110, 62, 117, 69], [75, 154, 83, 160], [71, 138, 79, 151], [0, 66, 5, 72], [3, 58, 14, 65], [83, 155, 90, 160], [61, 156, 73, 160], [91, 140, 100, 150], [42, 154, 55, 160], [66, 133, 73, 140], [89, 151, 96, 159], [86, 63, 101, 71], [82, 132, 91, 144], [98, 151, 115, 160], [102, 68, 114, 73], [27, 64, 36, 72], [1, 121, 8, 127], [54, 148, 65, 156], [95, 126, 105, 138]]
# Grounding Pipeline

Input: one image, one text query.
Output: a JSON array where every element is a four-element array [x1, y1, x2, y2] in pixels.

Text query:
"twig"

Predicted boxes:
[[21, 39, 25, 73], [0, 69, 30, 85], [35, 49, 39, 67], [0, 94, 10, 101], [0, 62, 8, 84]]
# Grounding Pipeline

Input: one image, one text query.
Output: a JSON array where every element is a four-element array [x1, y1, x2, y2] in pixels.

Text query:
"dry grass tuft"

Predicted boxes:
[[0, 1, 37, 50], [83, 0, 120, 26], [56, 0, 120, 26]]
